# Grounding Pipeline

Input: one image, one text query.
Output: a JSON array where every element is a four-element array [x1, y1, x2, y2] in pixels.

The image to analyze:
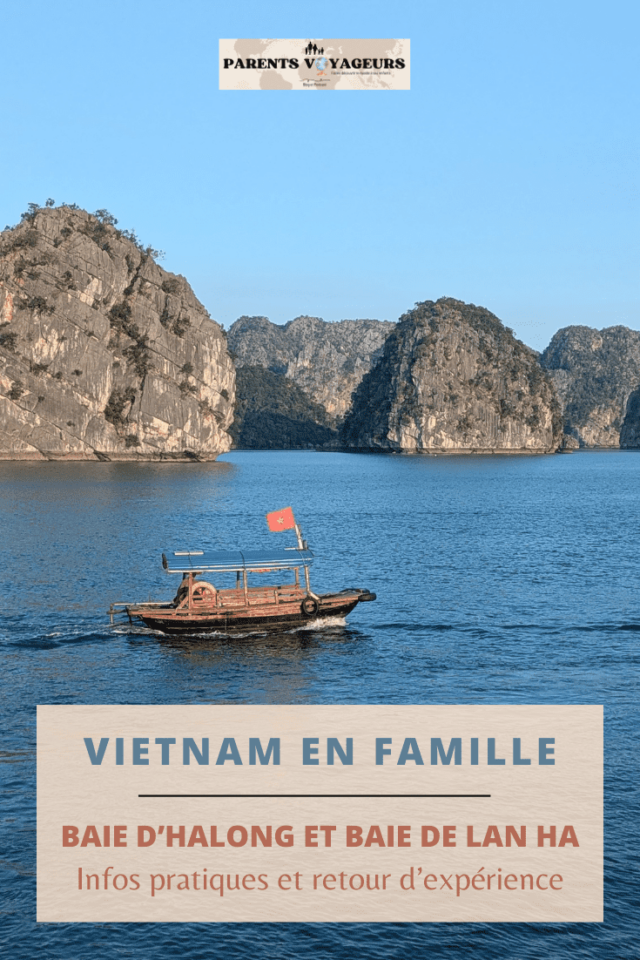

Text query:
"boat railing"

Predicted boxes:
[[216, 584, 305, 609]]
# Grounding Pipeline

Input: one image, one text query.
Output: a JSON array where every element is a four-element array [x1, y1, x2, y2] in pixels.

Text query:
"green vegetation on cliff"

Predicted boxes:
[[230, 366, 338, 449]]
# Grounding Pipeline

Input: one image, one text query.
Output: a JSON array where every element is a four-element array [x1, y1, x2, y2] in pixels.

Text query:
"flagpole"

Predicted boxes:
[[294, 522, 317, 600]]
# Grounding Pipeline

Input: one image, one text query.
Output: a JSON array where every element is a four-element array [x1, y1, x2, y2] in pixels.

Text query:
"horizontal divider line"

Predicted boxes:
[[138, 793, 492, 798]]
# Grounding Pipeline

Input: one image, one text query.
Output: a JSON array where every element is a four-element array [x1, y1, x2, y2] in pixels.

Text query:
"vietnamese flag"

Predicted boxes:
[[266, 507, 296, 532]]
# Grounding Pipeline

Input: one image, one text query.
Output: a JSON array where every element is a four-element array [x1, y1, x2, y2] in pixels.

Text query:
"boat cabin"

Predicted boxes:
[[160, 546, 316, 613]]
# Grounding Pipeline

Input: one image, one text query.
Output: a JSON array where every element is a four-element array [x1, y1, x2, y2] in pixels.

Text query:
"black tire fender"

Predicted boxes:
[[301, 597, 319, 617]]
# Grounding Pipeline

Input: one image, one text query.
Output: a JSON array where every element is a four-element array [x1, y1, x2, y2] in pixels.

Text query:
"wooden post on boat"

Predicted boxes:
[[295, 522, 314, 597]]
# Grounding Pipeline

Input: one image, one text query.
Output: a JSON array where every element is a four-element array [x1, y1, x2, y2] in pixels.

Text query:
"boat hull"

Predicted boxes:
[[124, 590, 376, 636]]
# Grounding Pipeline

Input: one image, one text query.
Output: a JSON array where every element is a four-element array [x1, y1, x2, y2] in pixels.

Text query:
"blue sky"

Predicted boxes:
[[1, 0, 637, 351]]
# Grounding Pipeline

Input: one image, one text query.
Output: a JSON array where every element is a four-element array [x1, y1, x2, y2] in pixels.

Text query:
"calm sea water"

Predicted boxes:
[[1, 450, 638, 959]]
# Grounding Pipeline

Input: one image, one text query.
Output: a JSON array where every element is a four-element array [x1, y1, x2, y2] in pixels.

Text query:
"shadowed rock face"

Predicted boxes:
[[620, 386, 640, 448], [540, 325, 640, 448], [0, 206, 234, 460], [230, 365, 338, 449], [341, 298, 562, 453], [228, 314, 394, 424]]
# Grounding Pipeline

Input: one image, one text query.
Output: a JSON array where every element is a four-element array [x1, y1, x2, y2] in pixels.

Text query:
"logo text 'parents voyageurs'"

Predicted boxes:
[[219, 40, 411, 91]]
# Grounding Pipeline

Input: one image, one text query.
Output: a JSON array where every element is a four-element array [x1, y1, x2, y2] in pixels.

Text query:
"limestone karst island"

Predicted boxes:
[[1, 203, 639, 460]]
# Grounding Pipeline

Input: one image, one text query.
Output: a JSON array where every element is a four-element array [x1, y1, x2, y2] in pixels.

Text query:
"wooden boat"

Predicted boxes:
[[109, 523, 376, 635]]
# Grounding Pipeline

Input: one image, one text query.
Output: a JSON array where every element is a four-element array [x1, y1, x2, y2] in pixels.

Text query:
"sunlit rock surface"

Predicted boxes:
[[540, 325, 640, 448], [0, 205, 234, 460], [341, 298, 562, 454]]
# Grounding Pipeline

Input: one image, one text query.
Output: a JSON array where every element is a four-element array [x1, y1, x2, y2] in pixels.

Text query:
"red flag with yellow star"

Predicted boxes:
[[266, 507, 296, 532]]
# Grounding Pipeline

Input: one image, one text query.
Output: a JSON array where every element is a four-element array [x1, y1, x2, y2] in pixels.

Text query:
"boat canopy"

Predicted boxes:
[[162, 547, 314, 574]]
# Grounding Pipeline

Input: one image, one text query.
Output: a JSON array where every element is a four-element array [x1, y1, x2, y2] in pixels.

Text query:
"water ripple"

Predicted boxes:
[[0, 451, 638, 958]]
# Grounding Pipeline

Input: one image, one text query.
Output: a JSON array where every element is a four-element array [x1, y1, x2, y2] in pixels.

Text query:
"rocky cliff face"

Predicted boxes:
[[539, 325, 640, 447], [228, 314, 394, 424], [341, 298, 562, 453], [0, 205, 234, 459]]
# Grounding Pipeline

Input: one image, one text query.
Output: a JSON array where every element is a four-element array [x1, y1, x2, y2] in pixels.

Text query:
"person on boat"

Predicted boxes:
[[173, 573, 191, 606]]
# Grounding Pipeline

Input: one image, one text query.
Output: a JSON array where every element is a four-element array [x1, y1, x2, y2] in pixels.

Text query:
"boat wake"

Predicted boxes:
[[112, 625, 158, 636], [296, 615, 347, 631], [111, 615, 348, 641]]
